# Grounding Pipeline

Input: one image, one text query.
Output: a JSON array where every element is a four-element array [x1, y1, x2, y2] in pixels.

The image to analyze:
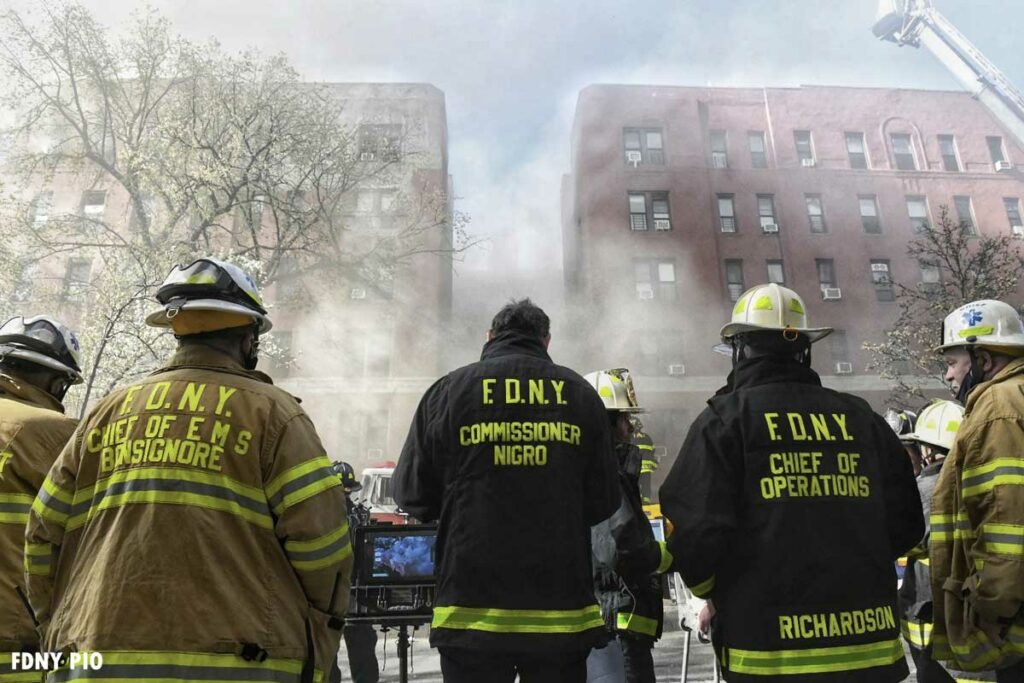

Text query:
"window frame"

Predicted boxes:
[[859, 194, 882, 234], [905, 195, 930, 233], [870, 259, 894, 302], [710, 130, 728, 169], [805, 194, 826, 233], [717, 193, 737, 233], [748, 131, 768, 168], [938, 134, 961, 172], [816, 258, 837, 289], [757, 194, 777, 231], [80, 190, 107, 218], [890, 133, 917, 171], [794, 130, 814, 164], [845, 132, 868, 169], [766, 259, 786, 285], [725, 259, 744, 302], [1004, 197, 1023, 235], [953, 195, 977, 235], [634, 258, 678, 301], [623, 127, 665, 166], [627, 191, 672, 231], [987, 136, 1007, 164]]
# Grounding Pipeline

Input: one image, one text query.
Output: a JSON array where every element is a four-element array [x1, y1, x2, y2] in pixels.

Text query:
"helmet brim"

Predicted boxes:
[[0, 345, 84, 383], [720, 322, 833, 344], [933, 339, 1024, 354], [146, 299, 272, 334]]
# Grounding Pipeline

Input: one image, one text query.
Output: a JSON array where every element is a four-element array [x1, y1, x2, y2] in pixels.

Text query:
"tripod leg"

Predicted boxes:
[[680, 630, 690, 683], [397, 625, 410, 683]]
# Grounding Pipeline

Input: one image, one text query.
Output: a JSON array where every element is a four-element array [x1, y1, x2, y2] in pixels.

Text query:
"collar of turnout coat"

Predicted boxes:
[[964, 355, 1024, 415], [152, 344, 276, 386], [718, 355, 822, 396], [479, 330, 553, 363], [0, 372, 65, 413]]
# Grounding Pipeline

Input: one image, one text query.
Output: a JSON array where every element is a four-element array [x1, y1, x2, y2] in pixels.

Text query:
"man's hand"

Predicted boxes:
[[698, 599, 716, 639]]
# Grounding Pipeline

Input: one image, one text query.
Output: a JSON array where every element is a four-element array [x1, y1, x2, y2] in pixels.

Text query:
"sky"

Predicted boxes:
[[6, 0, 1024, 314]]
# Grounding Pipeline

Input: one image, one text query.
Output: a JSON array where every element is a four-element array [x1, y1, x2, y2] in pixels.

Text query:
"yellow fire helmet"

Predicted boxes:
[[935, 299, 1024, 355], [146, 257, 272, 335], [720, 283, 832, 343], [583, 368, 645, 413], [902, 400, 964, 452]]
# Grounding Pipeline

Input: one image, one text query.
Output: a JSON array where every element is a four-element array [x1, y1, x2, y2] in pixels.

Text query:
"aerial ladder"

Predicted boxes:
[[872, 0, 1024, 151]]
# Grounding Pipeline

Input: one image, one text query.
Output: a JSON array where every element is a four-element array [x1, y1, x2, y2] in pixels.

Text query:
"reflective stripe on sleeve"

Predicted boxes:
[[266, 456, 339, 516], [617, 611, 658, 637], [0, 492, 33, 524], [67, 467, 273, 531], [656, 541, 673, 574], [901, 618, 933, 648], [432, 604, 604, 634], [284, 521, 352, 572], [981, 523, 1024, 558], [947, 623, 1024, 669], [727, 637, 904, 676], [31, 477, 73, 527], [930, 512, 974, 542], [23, 541, 53, 576], [689, 574, 715, 598], [962, 459, 1024, 498]]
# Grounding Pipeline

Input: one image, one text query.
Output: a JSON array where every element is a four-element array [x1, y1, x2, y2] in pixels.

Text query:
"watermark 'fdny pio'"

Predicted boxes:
[[9, 651, 104, 672]]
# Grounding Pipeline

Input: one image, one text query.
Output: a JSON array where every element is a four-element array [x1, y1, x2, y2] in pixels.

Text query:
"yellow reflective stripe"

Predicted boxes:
[[31, 477, 73, 526], [932, 633, 953, 660], [690, 574, 715, 598], [23, 541, 53, 576], [930, 511, 974, 541], [981, 523, 1024, 557], [617, 611, 658, 637], [728, 638, 904, 675], [901, 618, 933, 648], [44, 650, 311, 682], [67, 467, 272, 531], [640, 462, 656, 473], [432, 605, 604, 634], [656, 541, 673, 574], [266, 455, 338, 515], [636, 444, 655, 451], [947, 623, 1024, 667], [962, 458, 1024, 497], [284, 522, 352, 572]]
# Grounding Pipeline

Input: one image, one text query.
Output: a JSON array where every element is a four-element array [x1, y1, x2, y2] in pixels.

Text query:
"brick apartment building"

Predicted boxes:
[[9, 83, 453, 475], [561, 84, 1024, 486]]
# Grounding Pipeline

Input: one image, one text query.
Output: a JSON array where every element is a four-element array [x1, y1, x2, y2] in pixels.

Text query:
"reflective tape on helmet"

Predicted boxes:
[[432, 604, 604, 634], [727, 637, 904, 676], [616, 611, 659, 637]]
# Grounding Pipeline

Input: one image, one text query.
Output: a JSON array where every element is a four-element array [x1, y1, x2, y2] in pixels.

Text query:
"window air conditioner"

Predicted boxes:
[[801, 158, 816, 167], [762, 223, 779, 233], [626, 151, 642, 166], [835, 362, 853, 375], [350, 288, 367, 299], [870, 263, 889, 272], [654, 219, 671, 231], [359, 152, 376, 162], [995, 160, 1013, 171], [667, 364, 686, 376], [367, 448, 383, 459], [821, 287, 842, 300], [637, 284, 655, 300], [1013, 227, 1024, 239]]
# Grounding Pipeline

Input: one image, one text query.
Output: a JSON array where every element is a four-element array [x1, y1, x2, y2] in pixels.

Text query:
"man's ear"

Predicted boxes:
[[486, 329, 495, 342], [542, 335, 551, 350]]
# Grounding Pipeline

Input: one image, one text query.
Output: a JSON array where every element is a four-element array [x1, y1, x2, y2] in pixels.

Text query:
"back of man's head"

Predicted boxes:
[[490, 299, 550, 340]]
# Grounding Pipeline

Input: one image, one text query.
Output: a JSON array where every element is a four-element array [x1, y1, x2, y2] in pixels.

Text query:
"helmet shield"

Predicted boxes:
[[157, 258, 267, 314], [0, 315, 84, 382]]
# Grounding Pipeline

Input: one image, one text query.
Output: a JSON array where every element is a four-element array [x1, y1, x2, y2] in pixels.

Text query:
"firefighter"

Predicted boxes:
[[887, 408, 922, 476], [584, 369, 672, 683], [930, 300, 1024, 680], [329, 461, 379, 683], [630, 418, 658, 505], [659, 283, 923, 682], [0, 316, 82, 680], [392, 298, 620, 683], [25, 257, 351, 682], [898, 400, 996, 683]]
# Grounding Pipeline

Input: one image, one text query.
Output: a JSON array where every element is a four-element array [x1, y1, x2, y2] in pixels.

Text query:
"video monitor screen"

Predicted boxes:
[[359, 525, 437, 584]]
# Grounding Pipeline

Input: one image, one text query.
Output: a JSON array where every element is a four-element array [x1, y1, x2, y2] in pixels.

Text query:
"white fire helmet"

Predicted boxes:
[[902, 400, 964, 452], [935, 299, 1024, 354], [720, 283, 832, 343], [0, 315, 84, 384], [584, 368, 645, 413]]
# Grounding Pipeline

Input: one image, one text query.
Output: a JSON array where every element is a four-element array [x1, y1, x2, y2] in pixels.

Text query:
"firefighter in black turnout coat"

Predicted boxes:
[[393, 299, 620, 683], [660, 283, 923, 683]]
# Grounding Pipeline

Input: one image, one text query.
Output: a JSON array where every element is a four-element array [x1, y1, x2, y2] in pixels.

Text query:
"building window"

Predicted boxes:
[[987, 136, 1007, 164], [725, 259, 744, 302], [80, 190, 106, 218], [831, 329, 850, 363], [1005, 197, 1023, 235], [794, 130, 814, 165], [766, 259, 785, 285], [748, 131, 768, 168], [846, 132, 868, 169], [938, 135, 960, 172], [806, 194, 826, 233], [954, 195, 977, 235], [890, 134, 917, 170], [906, 196, 929, 232], [635, 259, 677, 301], [624, 128, 664, 166], [628, 191, 671, 231], [816, 258, 837, 289], [63, 258, 91, 302], [718, 194, 737, 233], [710, 130, 728, 168], [919, 261, 941, 285], [358, 124, 402, 162], [32, 191, 53, 225], [757, 194, 777, 231], [870, 260, 894, 302], [859, 195, 881, 234]]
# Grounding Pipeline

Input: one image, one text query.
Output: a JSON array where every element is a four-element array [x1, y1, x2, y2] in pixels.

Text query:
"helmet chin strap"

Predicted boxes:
[[242, 322, 261, 371], [957, 347, 985, 404]]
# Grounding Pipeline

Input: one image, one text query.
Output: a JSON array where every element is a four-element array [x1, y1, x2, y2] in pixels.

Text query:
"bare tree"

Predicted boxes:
[[0, 3, 473, 416], [865, 206, 1024, 405]]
